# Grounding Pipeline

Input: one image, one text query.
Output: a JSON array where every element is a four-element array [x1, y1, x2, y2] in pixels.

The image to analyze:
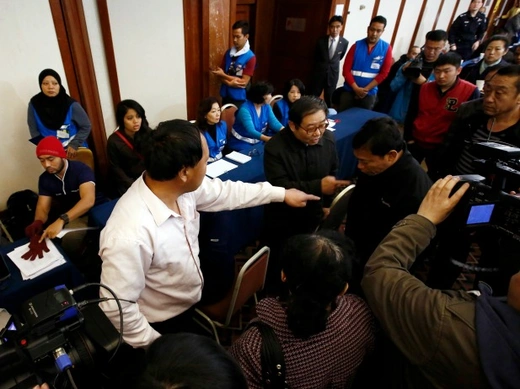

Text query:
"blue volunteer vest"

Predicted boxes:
[[275, 99, 290, 127], [344, 38, 390, 96], [32, 105, 87, 147], [220, 49, 255, 101], [204, 121, 228, 162]]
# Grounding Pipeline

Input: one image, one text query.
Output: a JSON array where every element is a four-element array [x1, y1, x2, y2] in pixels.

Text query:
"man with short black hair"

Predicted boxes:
[[339, 15, 393, 111], [99, 120, 318, 348], [211, 20, 256, 107], [309, 15, 349, 107], [345, 117, 431, 265], [407, 52, 479, 175]]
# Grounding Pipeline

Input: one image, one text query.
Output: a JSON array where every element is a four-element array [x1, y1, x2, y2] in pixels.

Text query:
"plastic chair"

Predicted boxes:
[[269, 94, 283, 108], [319, 184, 356, 231], [221, 103, 238, 137], [193, 246, 270, 344], [74, 147, 95, 172]]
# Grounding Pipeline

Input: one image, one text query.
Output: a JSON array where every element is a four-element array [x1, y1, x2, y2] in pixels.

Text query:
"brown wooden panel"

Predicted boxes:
[[48, 0, 109, 187], [410, 0, 428, 45], [208, 0, 232, 100], [391, 0, 407, 47], [268, 0, 333, 94], [96, 0, 121, 111], [448, 0, 462, 28], [372, 0, 381, 19], [253, 0, 276, 83]]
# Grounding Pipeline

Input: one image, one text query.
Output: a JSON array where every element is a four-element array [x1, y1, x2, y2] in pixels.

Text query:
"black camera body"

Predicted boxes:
[[450, 142, 520, 241], [0, 286, 120, 388], [403, 53, 424, 79]]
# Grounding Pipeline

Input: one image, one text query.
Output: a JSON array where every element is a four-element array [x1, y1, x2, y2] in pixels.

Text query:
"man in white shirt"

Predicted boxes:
[[99, 119, 319, 348]]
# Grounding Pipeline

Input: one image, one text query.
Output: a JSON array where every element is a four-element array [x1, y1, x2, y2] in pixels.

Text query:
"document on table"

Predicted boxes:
[[225, 151, 252, 164], [7, 239, 66, 280], [206, 159, 238, 178]]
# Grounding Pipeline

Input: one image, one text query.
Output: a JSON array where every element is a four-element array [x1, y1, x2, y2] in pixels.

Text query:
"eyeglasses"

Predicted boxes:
[[297, 121, 328, 134]]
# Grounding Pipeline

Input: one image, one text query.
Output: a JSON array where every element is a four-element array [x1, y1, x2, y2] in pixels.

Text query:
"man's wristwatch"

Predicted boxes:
[[59, 213, 70, 225]]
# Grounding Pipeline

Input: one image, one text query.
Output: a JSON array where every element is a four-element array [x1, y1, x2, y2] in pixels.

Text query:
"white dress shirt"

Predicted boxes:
[[99, 175, 285, 348]]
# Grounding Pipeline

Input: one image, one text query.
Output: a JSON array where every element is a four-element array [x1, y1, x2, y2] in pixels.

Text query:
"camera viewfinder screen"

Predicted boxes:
[[466, 204, 495, 225]]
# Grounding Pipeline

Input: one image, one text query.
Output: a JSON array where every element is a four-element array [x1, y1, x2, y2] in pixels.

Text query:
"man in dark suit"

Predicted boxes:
[[309, 15, 349, 108]]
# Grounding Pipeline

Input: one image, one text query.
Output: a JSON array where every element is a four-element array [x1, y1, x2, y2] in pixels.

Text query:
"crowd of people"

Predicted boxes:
[[20, 1, 520, 388]]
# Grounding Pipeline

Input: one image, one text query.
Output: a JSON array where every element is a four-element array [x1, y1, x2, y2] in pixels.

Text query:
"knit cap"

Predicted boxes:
[[36, 136, 67, 158]]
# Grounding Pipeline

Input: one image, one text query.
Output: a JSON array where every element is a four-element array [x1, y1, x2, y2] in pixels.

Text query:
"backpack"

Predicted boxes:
[[3, 190, 38, 241]]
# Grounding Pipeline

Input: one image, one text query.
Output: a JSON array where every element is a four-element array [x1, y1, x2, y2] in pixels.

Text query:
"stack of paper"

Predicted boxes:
[[226, 151, 252, 164], [7, 239, 66, 280], [206, 159, 238, 178]]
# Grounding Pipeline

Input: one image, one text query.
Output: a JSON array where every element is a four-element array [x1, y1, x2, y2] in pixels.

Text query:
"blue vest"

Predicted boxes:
[[220, 49, 255, 101], [32, 105, 87, 147], [204, 121, 227, 162], [275, 99, 290, 127], [344, 38, 390, 96]]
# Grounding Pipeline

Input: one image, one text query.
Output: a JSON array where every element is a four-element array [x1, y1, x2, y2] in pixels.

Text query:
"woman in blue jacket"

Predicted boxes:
[[228, 82, 284, 152], [273, 78, 305, 127], [196, 97, 227, 162], [27, 69, 91, 159]]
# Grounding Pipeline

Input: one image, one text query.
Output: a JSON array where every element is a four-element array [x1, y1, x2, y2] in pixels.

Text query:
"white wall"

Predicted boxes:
[[106, 0, 187, 128], [0, 0, 67, 208]]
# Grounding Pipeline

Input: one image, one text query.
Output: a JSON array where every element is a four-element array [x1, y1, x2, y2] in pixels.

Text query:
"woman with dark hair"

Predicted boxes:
[[196, 97, 227, 162], [227, 81, 284, 151], [107, 99, 151, 197], [135, 333, 248, 389], [273, 78, 305, 127], [28, 68, 91, 159], [230, 233, 375, 388]]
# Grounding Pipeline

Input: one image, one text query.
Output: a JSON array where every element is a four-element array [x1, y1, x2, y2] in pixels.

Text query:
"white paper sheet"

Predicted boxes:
[[7, 239, 66, 280], [205, 159, 238, 178], [225, 151, 252, 164]]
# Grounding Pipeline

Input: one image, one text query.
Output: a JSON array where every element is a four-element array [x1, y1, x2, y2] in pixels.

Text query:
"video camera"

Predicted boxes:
[[0, 285, 120, 389], [450, 142, 520, 241], [403, 53, 424, 79]]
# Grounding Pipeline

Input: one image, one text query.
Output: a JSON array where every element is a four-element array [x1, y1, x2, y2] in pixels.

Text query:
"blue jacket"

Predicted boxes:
[[274, 99, 290, 127], [228, 101, 282, 151], [388, 62, 435, 123]]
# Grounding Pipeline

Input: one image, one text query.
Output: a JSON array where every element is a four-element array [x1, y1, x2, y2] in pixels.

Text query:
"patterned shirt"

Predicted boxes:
[[230, 296, 375, 389]]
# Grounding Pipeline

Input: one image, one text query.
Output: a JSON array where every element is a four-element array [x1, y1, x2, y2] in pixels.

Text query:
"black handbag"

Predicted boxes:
[[247, 321, 290, 389]]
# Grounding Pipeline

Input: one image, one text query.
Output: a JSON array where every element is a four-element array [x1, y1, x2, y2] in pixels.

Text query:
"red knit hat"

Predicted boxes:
[[36, 136, 67, 158]]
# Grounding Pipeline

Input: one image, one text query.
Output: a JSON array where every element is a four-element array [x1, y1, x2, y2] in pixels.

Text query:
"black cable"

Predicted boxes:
[[66, 368, 79, 389], [71, 283, 123, 364]]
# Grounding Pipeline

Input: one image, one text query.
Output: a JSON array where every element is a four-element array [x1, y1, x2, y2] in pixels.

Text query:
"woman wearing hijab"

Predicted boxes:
[[28, 68, 91, 159], [107, 99, 151, 197]]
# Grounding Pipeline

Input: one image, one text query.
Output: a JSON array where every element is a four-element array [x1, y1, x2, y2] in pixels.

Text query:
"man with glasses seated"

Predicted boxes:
[[263, 96, 350, 290], [389, 30, 448, 128]]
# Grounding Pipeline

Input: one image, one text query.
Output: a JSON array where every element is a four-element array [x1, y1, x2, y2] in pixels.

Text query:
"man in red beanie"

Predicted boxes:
[[23, 136, 96, 260]]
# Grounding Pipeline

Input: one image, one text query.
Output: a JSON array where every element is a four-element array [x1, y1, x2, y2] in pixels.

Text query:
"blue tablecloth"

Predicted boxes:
[[0, 239, 84, 314]]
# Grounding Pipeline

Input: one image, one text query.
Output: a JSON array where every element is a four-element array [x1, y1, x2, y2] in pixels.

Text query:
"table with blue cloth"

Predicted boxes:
[[330, 107, 387, 179], [0, 239, 84, 314]]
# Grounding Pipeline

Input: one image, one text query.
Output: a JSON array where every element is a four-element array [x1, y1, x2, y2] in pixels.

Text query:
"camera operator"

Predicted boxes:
[[388, 30, 448, 134], [362, 176, 520, 388]]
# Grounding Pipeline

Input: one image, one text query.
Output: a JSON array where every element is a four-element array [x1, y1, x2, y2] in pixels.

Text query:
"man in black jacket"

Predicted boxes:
[[263, 96, 349, 288], [308, 15, 349, 107]]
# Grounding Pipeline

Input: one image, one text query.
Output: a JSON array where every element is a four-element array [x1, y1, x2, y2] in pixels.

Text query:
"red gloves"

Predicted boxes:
[[22, 235, 49, 261], [25, 220, 44, 238]]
